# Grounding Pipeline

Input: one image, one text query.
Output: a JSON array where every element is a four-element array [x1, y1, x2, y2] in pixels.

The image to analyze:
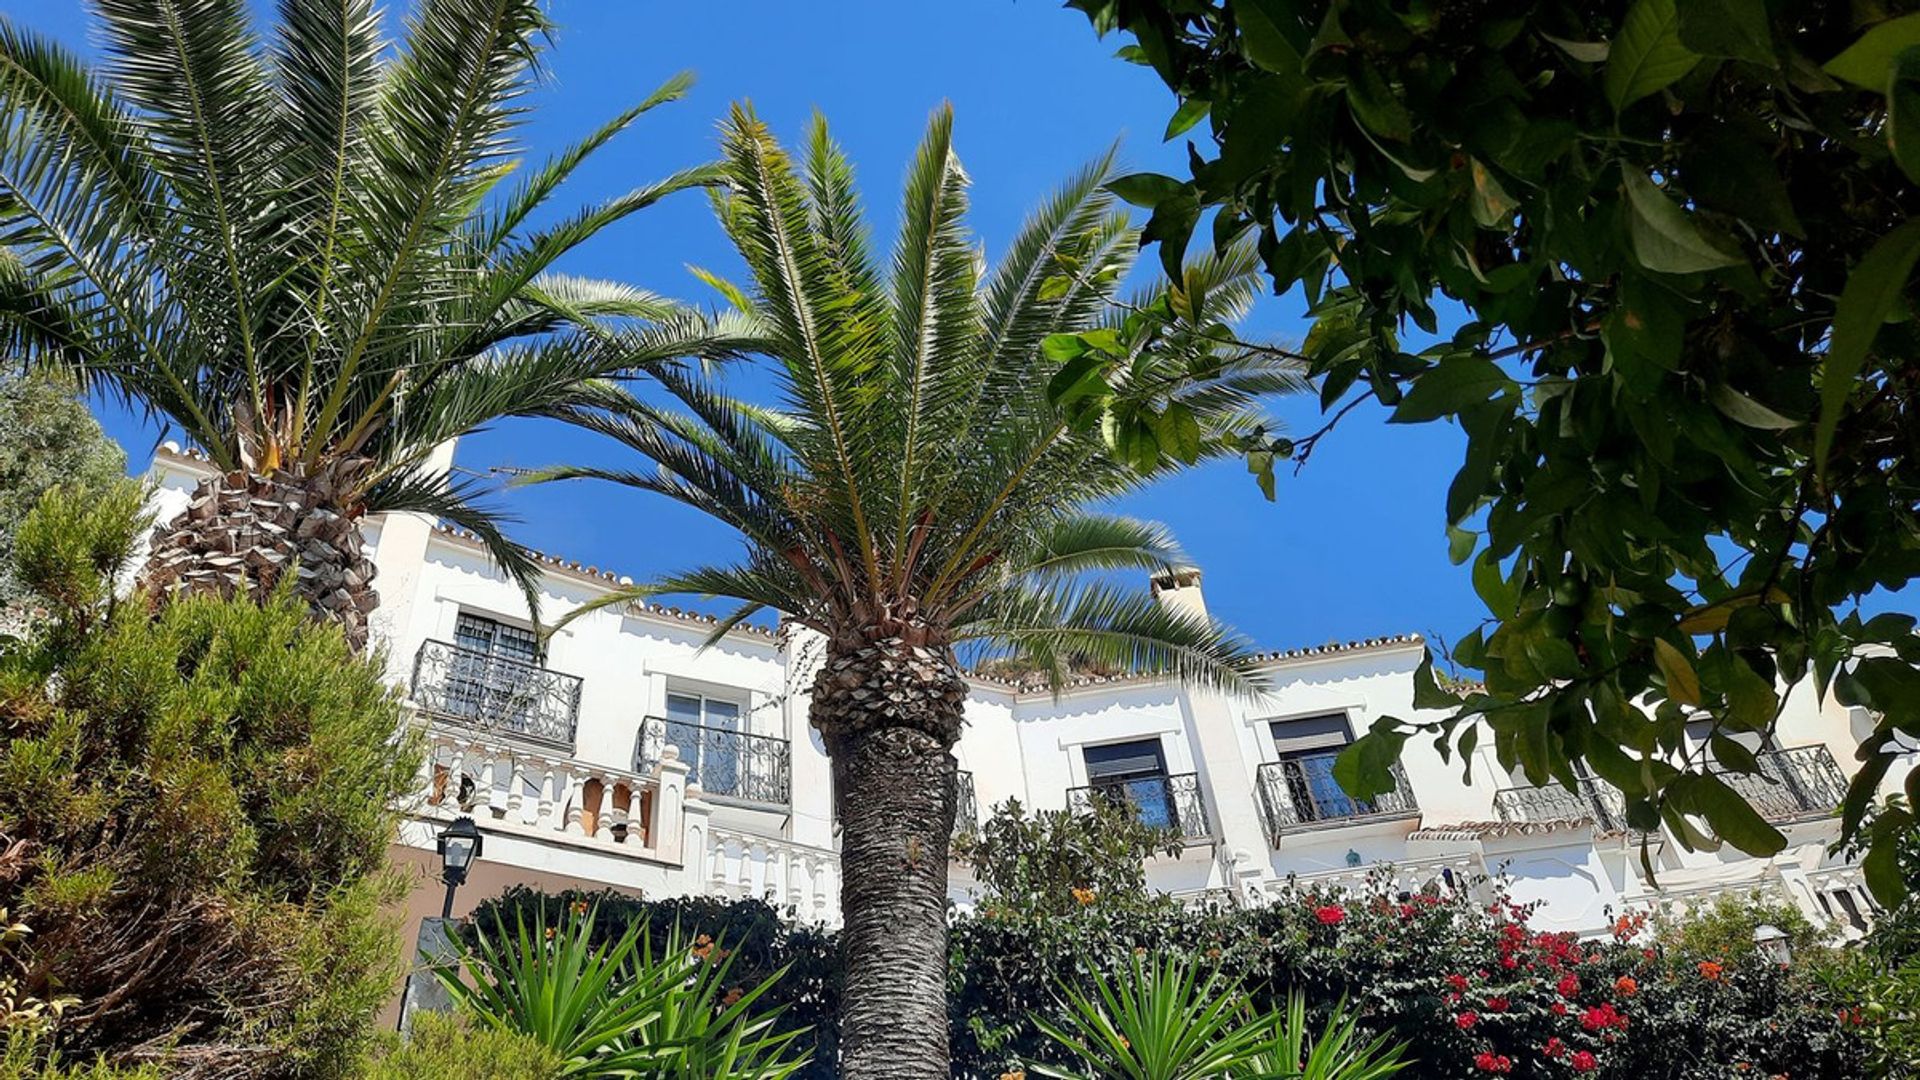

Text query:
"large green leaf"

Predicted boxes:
[[1389, 358, 1515, 422], [1890, 47, 1920, 183], [1824, 13, 1920, 90], [1605, 0, 1701, 112], [1235, 0, 1303, 74], [1623, 171, 1742, 274], [1685, 773, 1788, 855], [1676, 0, 1774, 66], [1816, 219, 1920, 469]]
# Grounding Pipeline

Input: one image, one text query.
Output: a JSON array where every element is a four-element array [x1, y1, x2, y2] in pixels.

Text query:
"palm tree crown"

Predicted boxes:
[[542, 103, 1299, 697], [0, 0, 736, 618]]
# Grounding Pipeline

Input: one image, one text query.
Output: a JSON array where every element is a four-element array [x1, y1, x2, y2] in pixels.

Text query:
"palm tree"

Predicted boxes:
[[531, 104, 1300, 1079], [0, 0, 737, 648]]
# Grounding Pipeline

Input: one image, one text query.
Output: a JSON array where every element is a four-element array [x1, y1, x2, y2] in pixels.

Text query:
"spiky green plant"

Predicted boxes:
[[1031, 955, 1408, 1080], [435, 904, 807, 1079], [527, 104, 1301, 1078], [0, 0, 741, 645], [1030, 953, 1279, 1080]]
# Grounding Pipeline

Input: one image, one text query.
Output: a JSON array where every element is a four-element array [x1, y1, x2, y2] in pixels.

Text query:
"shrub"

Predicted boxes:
[[0, 483, 422, 1077], [355, 1012, 559, 1080], [440, 902, 809, 1078], [474, 872, 1872, 1079], [952, 798, 1183, 919]]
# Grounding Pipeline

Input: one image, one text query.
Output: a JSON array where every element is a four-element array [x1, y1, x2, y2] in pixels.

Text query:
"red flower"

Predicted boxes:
[[1485, 995, 1510, 1013], [1581, 1003, 1627, 1032], [1557, 974, 1581, 999], [1551, 1002, 1569, 1017], [1542, 1037, 1566, 1060], [1571, 1050, 1599, 1073], [1446, 973, 1471, 992], [1698, 960, 1725, 982], [1500, 954, 1519, 969], [1455, 1011, 1480, 1031], [1473, 1052, 1513, 1074], [1314, 905, 1347, 926], [1398, 903, 1417, 920]]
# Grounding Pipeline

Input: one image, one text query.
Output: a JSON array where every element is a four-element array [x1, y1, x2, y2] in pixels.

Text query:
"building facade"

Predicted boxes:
[[147, 446, 1893, 954]]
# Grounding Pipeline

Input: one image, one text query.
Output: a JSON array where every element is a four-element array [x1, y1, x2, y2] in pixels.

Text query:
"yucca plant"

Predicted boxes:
[[1031, 955, 1408, 1080], [1030, 953, 1281, 1080], [0, 0, 739, 647], [528, 104, 1300, 1078], [1245, 995, 1408, 1080], [435, 904, 808, 1079]]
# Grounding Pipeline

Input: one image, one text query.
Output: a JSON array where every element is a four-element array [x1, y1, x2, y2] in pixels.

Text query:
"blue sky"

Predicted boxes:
[[11, 0, 1480, 654]]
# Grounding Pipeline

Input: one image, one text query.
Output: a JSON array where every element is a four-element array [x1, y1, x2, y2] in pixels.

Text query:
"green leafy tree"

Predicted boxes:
[[0, 481, 421, 1077], [0, 373, 123, 607], [1063, 0, 1920, 900], [952, 797, 1184, 920], [528, 105, 1295, 1078], [0, 0, 738, 648]]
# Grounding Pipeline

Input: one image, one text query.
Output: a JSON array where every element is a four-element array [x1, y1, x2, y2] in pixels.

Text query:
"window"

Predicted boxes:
[[665, 691, 745, 796], [1268, 714, 1366, 822], [445, 613, 543, 730], [1081, 738, 1176, 830]]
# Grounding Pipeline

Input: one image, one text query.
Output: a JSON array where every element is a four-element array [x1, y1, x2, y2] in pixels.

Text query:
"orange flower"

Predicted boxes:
[[722, 987, 745, 1007], [998, 1073, 1026, 1080], [569, 900, 589, 917], [1071, 887, 1097, 906], [1614, 976, 1638, 996], [1698, 960, 1724, 982], [543, 927, 556, 941]]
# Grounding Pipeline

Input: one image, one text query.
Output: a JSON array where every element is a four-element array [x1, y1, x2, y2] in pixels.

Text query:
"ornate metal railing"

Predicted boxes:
[[954, 769, 979, 840], [410, 639, 582, 749], [1494, 777, 1632, 834], [1064, 772, 1213, 842], [637, 716, 790, 807], [1723, 745, 1847, 821], [1256, 756, 1418, 843]]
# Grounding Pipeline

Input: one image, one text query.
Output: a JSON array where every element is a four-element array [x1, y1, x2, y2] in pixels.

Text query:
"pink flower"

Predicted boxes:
[[1314, 905, 1346, 926]]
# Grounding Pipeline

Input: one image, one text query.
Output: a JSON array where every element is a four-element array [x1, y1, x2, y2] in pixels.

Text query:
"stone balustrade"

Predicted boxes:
[[703, 825, 841, 925]]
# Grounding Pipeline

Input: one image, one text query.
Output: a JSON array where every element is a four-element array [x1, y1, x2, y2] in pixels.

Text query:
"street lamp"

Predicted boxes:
[[1753, 922, 1792, 966], [436, 816, 483, 918]]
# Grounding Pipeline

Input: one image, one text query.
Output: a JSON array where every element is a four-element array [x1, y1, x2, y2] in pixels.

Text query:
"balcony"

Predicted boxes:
[[1492, 745, 1846, 836], [1494, 777, 1632, 834], [409, 639, 582, 750], [1064, 772, 1213, 843], [1724, 745, 1847, 822], [954, 769, 979, 840], [1256, 756, 1418, 843], [637, 716, 790, 808]]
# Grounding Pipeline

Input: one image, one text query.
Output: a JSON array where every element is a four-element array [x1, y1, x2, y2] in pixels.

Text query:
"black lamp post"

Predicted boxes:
[[436, 815, 483, 918]]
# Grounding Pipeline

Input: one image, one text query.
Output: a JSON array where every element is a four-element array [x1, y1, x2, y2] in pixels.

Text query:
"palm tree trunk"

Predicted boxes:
[[813, 638, 968, 1080], [139, 461, 377, 650]]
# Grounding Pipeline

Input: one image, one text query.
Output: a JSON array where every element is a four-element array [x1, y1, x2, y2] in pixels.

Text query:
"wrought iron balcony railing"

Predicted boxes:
[[1064, 772, 1213, 843], [1494, 777, 1632, 834], [1256, 755, 1418, 843], [637, 716, 791, 807], [410, 639, 582, 749], [1724, 745, 1847, 821], [954, 769, 979, 840]]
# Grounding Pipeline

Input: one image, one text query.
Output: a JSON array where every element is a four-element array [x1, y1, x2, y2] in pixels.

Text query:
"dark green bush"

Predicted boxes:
[[355, 1012, 559, 1080], [0, 483, 422, 1077]]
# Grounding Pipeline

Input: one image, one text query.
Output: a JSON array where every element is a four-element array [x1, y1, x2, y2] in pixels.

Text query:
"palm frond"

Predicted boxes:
[[365, 466, 544, 625]]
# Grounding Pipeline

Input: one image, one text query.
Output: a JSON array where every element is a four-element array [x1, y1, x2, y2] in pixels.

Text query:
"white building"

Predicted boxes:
[[145, 447, 1890, 954]]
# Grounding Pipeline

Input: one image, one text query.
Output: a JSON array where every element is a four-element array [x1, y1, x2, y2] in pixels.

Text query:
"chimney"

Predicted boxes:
[[1149, 565, 1208, 622]]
